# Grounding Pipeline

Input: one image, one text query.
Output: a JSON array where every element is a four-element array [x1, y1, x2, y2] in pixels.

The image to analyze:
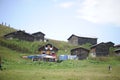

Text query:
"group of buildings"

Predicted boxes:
[[3, 30, 120, 61], [66, 34, 117, 60]]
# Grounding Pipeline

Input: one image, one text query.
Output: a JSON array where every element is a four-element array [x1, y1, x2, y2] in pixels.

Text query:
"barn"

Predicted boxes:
[[114, 44, 120, 48], [4, 30, 34, 41], [90, 42, 114, 57], [68, 34, 97, 45], [114, 49, 120, 56], [38, 44, 58, 61], [32, 32, 45, 41], [71, 47, 89, 60], [38, 43, 58, 55]]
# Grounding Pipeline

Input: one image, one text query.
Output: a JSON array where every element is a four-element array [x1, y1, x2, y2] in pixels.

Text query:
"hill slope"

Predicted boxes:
[[0, 24, 81, 54], [0, 24, 16, 37]]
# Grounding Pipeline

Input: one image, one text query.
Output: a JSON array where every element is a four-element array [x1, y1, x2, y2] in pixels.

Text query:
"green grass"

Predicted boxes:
[[0, 46, 120, 80], [0, 38, 46, 53], [0, 60, 120, 80]]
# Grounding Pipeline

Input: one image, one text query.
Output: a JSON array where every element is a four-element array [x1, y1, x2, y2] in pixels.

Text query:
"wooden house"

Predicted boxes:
[[71, 47, 89, 60], [32, 32, 45, 41], [90, 42, 114, 57], [38, 43, 58, 55], [114, 49, 120, 56], [114, 44, 120, 48], [114, 44, 120, 56], [68, 34, 97, 45], [4, 30, 34, 41], [38, 44, 58, 61], [106, 42, 114, 48]]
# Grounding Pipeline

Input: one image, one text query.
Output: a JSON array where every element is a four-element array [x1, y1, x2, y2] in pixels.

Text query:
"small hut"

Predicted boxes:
[[114, 44, 120, 56], [90, 42, 110, 57], [4, 30, 34, 41], [38, 43, 58, 55], [71, 47, 89, 60], [114, 44, 120, 48], [68, 34, 97, 45], [32, 32, 45, 41], [114, 49, 120, 56], [38, 44, 58, 61]]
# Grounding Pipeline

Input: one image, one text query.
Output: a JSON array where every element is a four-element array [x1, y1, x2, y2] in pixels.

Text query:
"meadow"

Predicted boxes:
[[0, 45, 120, 80], [0, 59, 120, 80]]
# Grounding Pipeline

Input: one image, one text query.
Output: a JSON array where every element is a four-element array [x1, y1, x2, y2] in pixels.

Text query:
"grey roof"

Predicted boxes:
[[4, 30, 34, 37], [67, 34, 97, 40], [71, 47, 89, 52], [32, 32, 45, 36]]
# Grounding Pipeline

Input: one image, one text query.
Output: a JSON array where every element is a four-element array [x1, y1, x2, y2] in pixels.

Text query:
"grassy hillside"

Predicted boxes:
[[0, 37, 78, 54], [0, 46, 29, 64], [0, 24, 16, 37], [0, 24, 78, 54], [0, 38, 46, 53]]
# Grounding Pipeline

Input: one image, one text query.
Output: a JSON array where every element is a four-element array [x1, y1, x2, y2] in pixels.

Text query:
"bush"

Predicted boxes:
[[0, 38, 42, 53]]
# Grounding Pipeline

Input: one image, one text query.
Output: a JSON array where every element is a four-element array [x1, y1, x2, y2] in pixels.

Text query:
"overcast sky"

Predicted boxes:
[[0, 0, 120, 44]]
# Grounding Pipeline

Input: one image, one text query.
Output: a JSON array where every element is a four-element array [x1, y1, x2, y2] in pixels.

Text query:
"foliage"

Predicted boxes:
[[81, 43, 92, 50], [0, 38, 45, 53], [109, 47, 116, 56]]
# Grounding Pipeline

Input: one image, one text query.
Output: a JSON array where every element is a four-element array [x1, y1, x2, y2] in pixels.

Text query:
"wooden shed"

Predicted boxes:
[[114, 44, 120, 48], [114, 49, 120, 56], [38, 43, 58, 55], [90, 42, 110, 57], [71, 47, 89, 60], [68, 34, 97, 45], [4, 30, 34, 41], [32, 32, 45, 41], [114, 44, 120, 56]]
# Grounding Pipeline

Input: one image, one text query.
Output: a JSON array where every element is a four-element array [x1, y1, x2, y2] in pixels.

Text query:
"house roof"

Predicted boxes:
[[32, 32, 45, 36], [4, 30, 34, 37], [91, 42, 114, 49], [91, 42, 105, 49], [67, 34, 97, 40], [71, 47, 89, 52], [114, 44, 120, 47], [38, 43, 58, 51]]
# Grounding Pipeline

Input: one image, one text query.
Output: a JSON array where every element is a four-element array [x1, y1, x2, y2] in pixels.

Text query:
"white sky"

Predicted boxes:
[[0, 0, 120, 44]]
